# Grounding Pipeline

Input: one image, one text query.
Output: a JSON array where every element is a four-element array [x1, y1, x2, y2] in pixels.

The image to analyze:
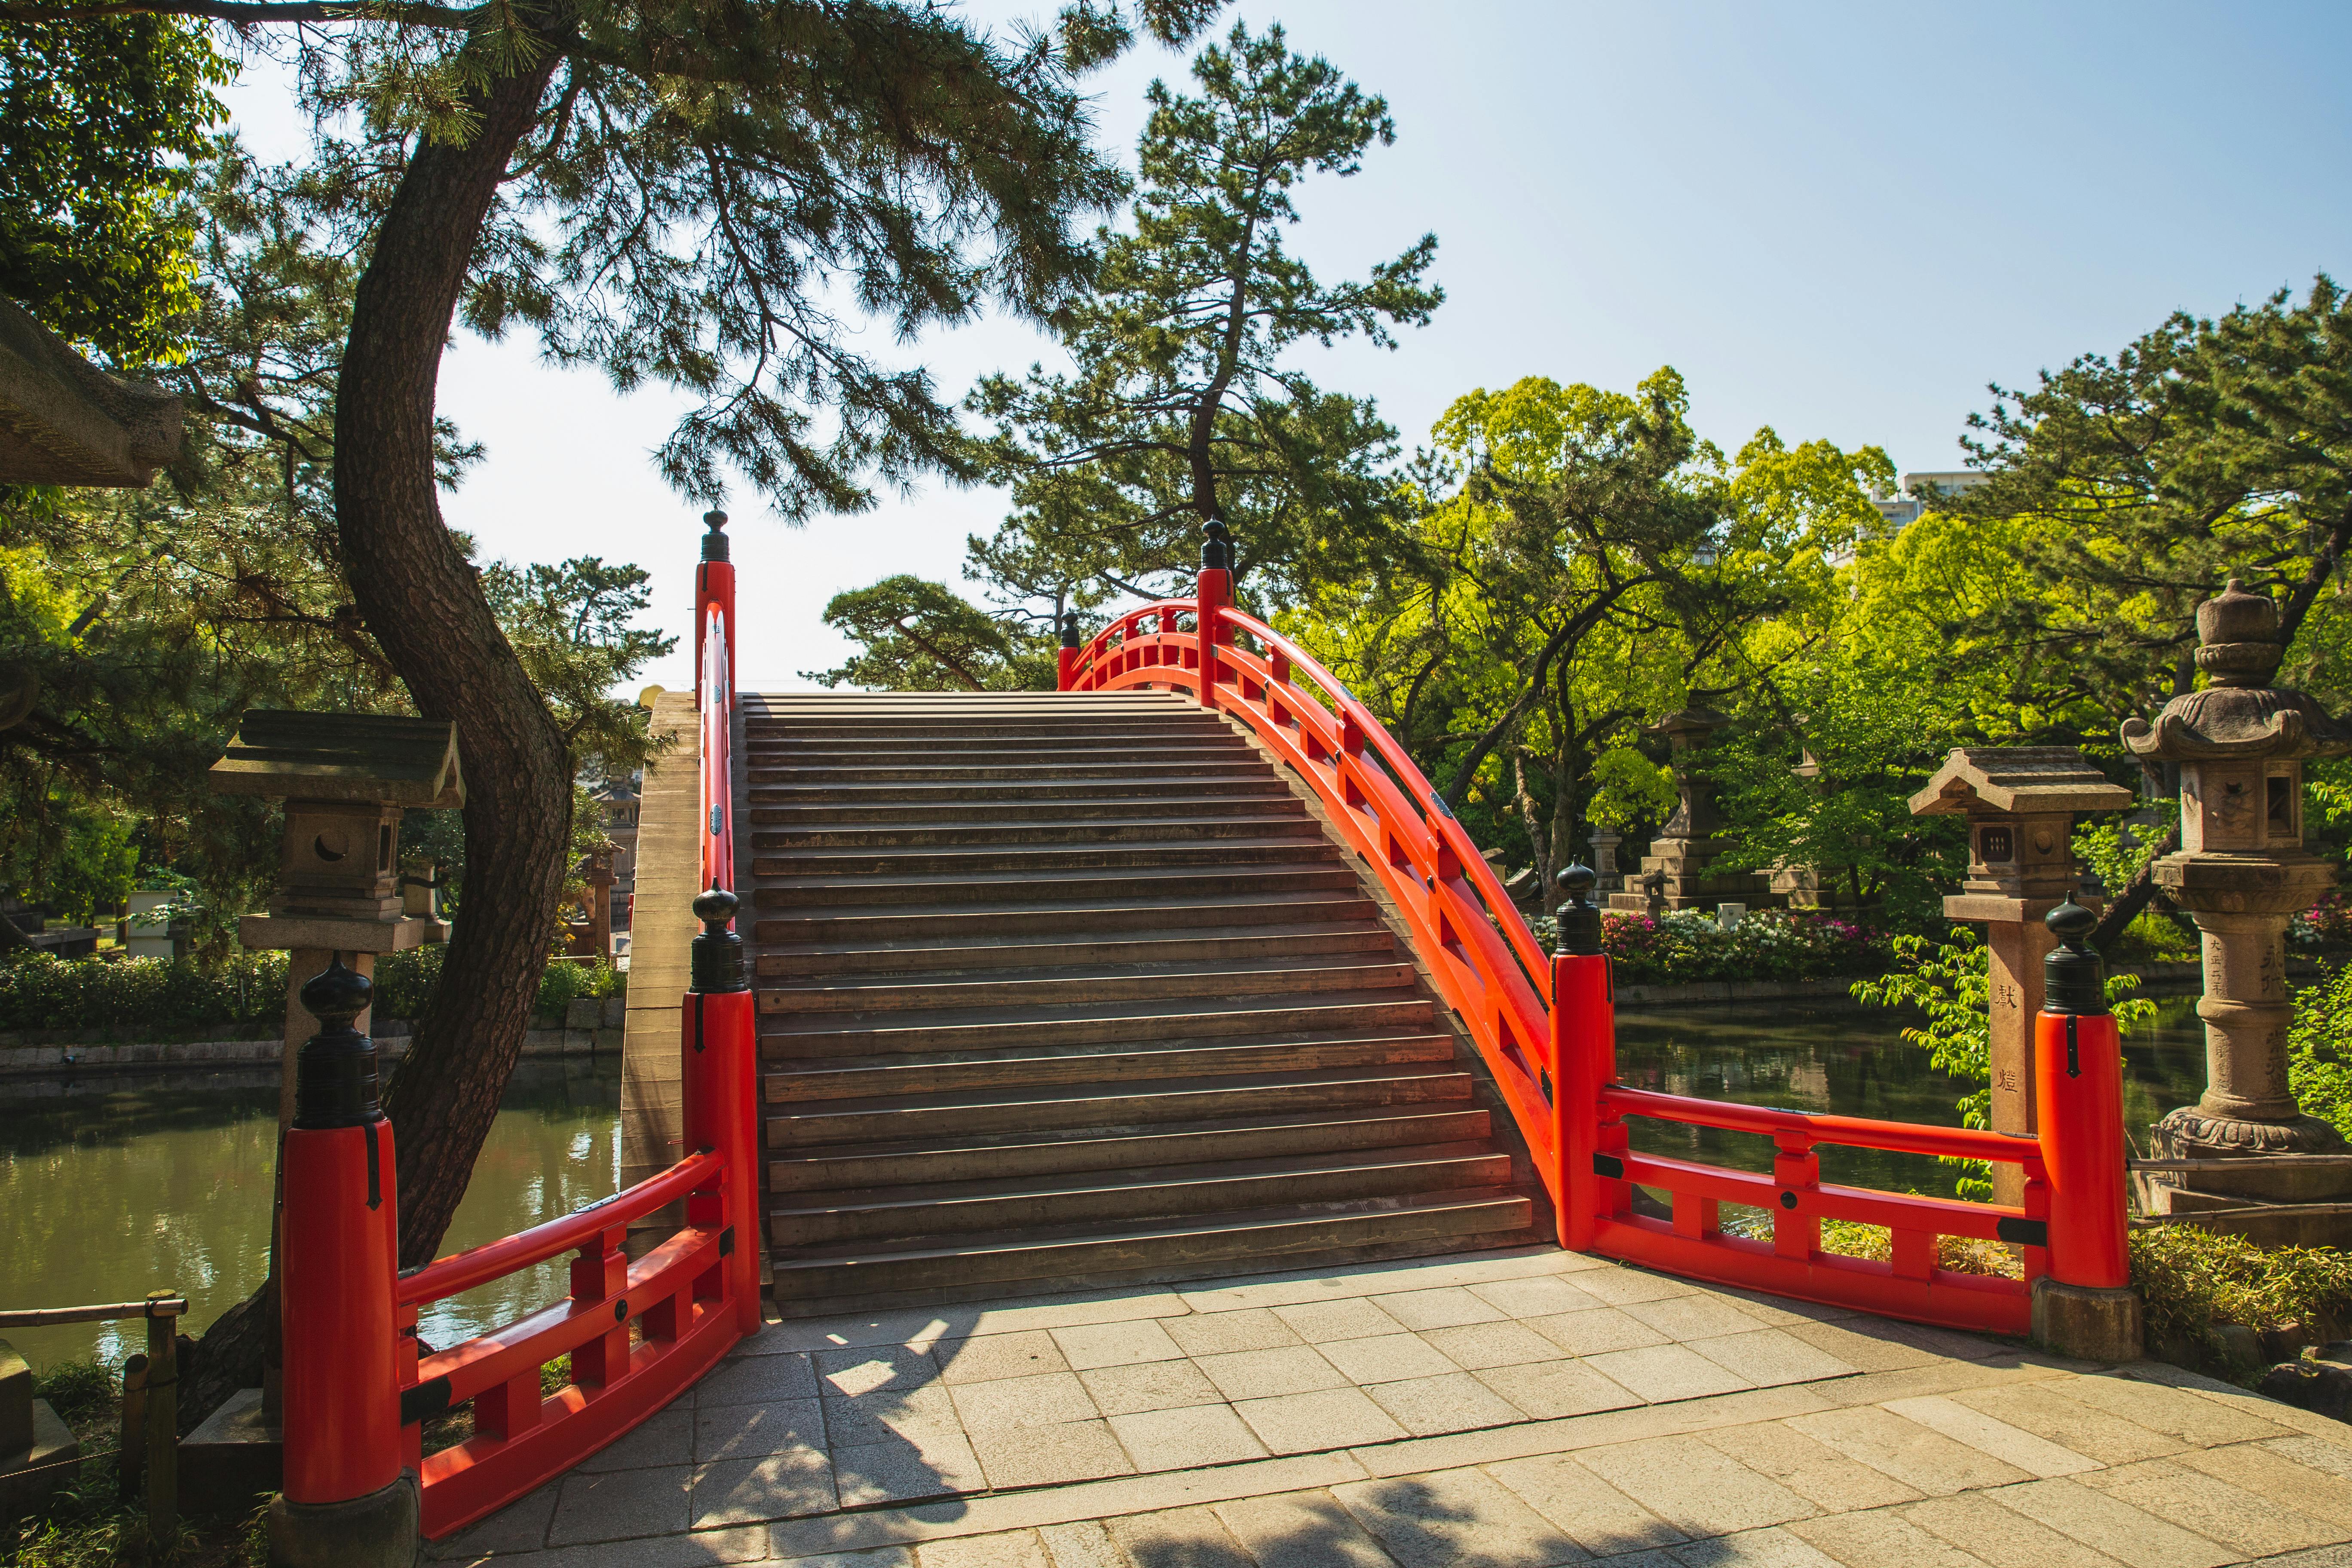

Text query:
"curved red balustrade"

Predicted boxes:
[[1065, 593, 2126, 1341]]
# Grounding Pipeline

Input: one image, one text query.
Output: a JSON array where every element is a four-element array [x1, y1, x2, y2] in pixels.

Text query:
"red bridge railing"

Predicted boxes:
[[272, 518, 760, 1547], [1063, 553, 2132, 1344]]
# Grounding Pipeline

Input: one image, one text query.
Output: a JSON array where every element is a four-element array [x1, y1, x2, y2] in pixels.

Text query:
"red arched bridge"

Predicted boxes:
[[268, 521, 2134, 1547]]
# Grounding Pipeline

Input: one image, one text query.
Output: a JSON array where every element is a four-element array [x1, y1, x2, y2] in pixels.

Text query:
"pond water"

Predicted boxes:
[[1615, 995, 2210, 1195], [0, 998, 2217, 1371], [0, 1059, 621, 1371]]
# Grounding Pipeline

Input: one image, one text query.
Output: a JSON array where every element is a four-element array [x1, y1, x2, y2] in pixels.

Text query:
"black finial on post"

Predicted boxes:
[[1201, 518, 1234, 571], [1554, 863, 1604, 956], [691, 887, 747, 993], [2043, 894, 2108, 1016], [701, 511, 730, 564], [292, 956, 382, 1129], [1060, 612, 1080, 649]]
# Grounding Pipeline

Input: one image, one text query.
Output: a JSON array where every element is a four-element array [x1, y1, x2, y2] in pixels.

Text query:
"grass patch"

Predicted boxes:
[[2131, 1225, 2352, 1379], [1816, 1218, 2022, 1279]]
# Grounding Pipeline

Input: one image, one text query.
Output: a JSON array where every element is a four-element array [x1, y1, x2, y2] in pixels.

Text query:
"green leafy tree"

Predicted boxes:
[[481, 556, 674, 773], [805, 575, 1052, 692], [1706, 658, 1969, 929], [0, 15, 229, 362], [968, 21, 1439, 607]]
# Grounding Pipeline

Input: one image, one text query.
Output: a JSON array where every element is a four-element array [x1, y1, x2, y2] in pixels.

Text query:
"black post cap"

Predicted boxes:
[[691, 887, 747, 993], [293, 956, 382, 1129], [701, 511, 730, 563], [1201, 518, 1234, 571], [1060, 611, 1080, 649], [1554, 863, 1604, 956], [2043, 894, 2108, 1016]]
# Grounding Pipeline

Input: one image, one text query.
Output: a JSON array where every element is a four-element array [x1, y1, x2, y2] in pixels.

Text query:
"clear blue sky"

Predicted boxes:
[[223, 0, 2352, 695]]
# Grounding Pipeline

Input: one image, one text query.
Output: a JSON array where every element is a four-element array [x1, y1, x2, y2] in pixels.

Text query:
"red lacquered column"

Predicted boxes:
[[1550, 865, 1612, 1251], [271, 958, 416, 1562], [684, 889, 763, 1332]]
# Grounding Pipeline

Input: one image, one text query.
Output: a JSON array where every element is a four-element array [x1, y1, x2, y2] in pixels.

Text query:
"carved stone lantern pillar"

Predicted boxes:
[[1608, 706, 1766, 913], [1908, 747, 2135, 1204], [208, 711, 463, 1132], [2123, 580, 2352, 1202], [1586, 828, 1624, 893]]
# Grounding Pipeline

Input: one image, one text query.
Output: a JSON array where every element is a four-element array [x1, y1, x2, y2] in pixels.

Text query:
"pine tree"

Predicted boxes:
[[967, 21, 1440, 609]]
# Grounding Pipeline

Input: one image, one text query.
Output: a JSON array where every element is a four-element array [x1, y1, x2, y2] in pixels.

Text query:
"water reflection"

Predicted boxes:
[[1614, 996, 2209, 1197], [0, 1059, 623, 1370]]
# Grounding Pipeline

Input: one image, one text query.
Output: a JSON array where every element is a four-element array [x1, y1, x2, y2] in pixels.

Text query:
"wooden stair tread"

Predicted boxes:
[[770, 1190, 1534, 1265], [772, 1142, 1507, 1213]]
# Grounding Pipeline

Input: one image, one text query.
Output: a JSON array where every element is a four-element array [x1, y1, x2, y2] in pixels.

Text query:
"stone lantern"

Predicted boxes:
[[1608, 706, 1768, 913], [2123, 579, 2352, 1202], [1909, 746, 2135, 1203], [208, 711, 462, 1127]]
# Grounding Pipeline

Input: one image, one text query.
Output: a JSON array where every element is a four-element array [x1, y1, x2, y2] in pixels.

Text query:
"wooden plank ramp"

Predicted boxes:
[[743, 691, 1540, 1317]]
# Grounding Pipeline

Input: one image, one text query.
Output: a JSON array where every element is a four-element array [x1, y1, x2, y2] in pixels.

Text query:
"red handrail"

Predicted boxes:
[[1069, 595, 1563, 1215], [700, 601, 734, 902], [1066, 582, 2129, 1344], [397, 1151, 723, 1307], [1600, 1085, 2037, 1167]]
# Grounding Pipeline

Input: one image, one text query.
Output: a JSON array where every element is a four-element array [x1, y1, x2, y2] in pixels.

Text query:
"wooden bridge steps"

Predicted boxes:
[[741, 690, 1540, 1315]]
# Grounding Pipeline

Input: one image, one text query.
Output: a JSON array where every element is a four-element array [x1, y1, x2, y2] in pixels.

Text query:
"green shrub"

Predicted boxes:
[[0, 952, 287, 1036], [1527, 908, 1888, 985], [0, 943, 628, 1037], [2131, 1224, 2352, 1362], [2109, 911, 2198, 961], [536, 958, 625, 1020], [371, 945, 444, 1021], [374, 946, 625, 1026], [2288, 961, 2352, 1141]]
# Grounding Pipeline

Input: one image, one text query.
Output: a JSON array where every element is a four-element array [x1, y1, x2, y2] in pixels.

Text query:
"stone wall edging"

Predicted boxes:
[[0, 1023, 622, 1078]]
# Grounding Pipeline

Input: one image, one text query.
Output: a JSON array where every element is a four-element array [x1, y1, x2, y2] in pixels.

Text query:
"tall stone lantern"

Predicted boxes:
[[1608, 706, 1767, 913], [208, 711, 462, 1130], [1908, 747, 2135, 1204], [2124, 579, 2352, 1202]]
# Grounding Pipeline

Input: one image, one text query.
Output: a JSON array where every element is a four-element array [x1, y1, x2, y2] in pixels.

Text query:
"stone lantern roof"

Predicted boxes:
[[2121, 579, 2352, 762], [1908, 747, 2136, 818], [208, 710, 465, 808]]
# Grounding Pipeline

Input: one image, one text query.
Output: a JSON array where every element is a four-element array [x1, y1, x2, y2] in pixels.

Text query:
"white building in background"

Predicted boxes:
[[1869, 470, 1989, 529]]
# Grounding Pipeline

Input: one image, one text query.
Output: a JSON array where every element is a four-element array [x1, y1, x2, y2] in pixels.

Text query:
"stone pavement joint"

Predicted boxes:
[[422, 1246, 2352, 1568]]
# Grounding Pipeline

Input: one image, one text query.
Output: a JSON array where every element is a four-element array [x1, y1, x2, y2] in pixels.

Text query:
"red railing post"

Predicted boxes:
[[1057, 611, 1080, 692], [695, 510, 736, 709], [685, 888, 763, 1333], [1551, 865, 1611, 1250], [270, 959, 416, 1559], [1197, 520, 1233, 711], [2031, 898, 2142, 1359]]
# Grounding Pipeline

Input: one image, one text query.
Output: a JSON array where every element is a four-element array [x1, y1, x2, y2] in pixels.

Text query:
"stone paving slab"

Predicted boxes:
[[427, 1246, 2352, 1568]]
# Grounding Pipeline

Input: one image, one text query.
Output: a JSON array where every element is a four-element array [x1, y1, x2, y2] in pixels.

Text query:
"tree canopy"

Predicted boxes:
[[967, 21, 1439, 610], [0, 15, 228, 362]]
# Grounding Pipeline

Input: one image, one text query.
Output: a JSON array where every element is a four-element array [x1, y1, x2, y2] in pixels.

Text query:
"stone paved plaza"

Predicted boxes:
[[432, 1246, 2352, 1568]]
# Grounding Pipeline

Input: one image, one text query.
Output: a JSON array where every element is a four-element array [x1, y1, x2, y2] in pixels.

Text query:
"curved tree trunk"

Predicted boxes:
[[337, 53, 570, 1268], [186, 50, 568, 1425]]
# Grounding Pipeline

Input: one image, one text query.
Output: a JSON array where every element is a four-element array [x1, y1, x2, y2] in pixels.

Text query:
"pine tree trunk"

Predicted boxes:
[[336, 55, 569, 1268], [184, 54, 568, 1425]]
